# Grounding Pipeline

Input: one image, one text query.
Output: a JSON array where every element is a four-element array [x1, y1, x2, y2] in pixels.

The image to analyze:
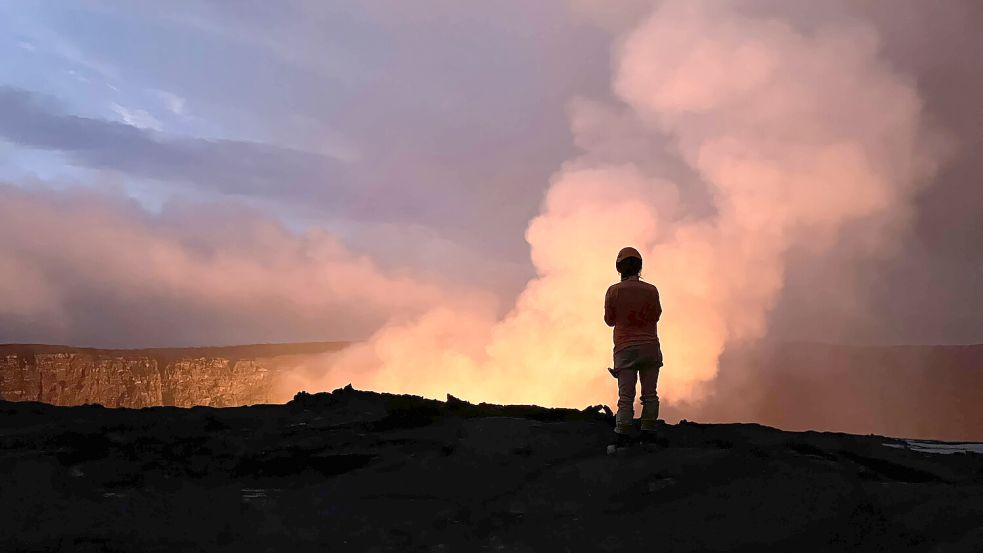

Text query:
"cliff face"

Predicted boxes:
[[0, 343, 347, 408]]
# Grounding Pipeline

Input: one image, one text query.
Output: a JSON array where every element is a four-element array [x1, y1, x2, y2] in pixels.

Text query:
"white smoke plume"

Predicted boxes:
[[282, 0, 943, 409]]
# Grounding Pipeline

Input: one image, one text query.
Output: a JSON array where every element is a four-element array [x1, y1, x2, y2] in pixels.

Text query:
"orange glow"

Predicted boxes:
[[277, 1, 939, 412]]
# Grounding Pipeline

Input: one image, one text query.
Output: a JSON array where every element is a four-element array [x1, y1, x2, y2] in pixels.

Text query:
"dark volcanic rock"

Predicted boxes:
[[0, 387, 980, 552], [0, 342, 347, 408]]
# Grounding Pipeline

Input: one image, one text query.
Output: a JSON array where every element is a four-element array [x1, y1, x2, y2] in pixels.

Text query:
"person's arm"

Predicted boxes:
[[653, 288, 662, 323], [604, 286, 616, 327]]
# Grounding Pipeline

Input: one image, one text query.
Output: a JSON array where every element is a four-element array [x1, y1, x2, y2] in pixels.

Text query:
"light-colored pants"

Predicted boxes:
[[613, 343, 662, 434], [616, 368, 660, 433]]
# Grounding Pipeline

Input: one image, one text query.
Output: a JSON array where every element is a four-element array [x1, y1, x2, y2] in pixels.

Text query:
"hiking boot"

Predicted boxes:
[[615, 421, 634, 434], [614, 431, 635, 447], [640, 417, 666, 432], [615, 409, 634, 435]]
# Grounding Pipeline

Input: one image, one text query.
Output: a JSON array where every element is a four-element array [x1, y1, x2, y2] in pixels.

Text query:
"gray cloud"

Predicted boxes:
[[0, 86, 349, 205], [53, 1, 613, 259]]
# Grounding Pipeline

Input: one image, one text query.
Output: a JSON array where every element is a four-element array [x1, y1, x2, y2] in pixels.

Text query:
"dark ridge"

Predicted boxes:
[[0, 386, 980, 551], [288, 385, 614, 427]]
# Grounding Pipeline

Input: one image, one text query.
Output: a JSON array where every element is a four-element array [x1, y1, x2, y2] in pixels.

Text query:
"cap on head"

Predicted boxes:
[[616, 246, 642, 263]]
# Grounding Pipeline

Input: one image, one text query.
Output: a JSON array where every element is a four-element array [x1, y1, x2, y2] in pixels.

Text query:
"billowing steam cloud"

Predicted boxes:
[[283, 1, 940, 408], [0, 184, 491, 348]]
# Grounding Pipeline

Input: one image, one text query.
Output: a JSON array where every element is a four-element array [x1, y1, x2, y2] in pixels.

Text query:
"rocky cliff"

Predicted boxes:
[[0, 343, 347, 408]]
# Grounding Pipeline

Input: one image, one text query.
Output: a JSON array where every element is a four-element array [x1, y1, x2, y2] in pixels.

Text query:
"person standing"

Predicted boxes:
[[604, 246, 663, 438]]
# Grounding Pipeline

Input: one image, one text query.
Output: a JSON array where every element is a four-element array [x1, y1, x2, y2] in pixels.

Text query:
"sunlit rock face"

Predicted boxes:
[[0, 343, 346, 408]]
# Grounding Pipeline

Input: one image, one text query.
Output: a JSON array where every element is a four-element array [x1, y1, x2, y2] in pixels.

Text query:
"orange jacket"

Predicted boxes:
[[604, 276, 662, 353]]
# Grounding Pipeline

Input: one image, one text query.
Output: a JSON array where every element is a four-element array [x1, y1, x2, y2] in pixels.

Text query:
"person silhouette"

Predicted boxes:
[[604, 246, 663, 439]]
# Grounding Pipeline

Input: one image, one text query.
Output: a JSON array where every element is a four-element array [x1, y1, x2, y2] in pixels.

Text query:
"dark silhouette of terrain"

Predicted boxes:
[[1, 386, 981, 552]]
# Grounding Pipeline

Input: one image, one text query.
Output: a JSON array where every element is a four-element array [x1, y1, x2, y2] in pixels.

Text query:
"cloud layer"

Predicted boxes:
[[0, 184, 494, 347]]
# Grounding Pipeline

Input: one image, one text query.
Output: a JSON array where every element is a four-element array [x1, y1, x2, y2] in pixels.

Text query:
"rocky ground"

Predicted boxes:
[[1, 387, 981, 552]]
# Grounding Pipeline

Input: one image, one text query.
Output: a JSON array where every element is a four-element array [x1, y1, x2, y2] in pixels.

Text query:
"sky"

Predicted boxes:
[[1, 1, 981, 406], [1, 0, 611, 345]]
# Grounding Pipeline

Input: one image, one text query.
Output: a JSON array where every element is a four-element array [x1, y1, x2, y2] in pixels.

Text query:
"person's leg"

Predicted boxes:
[[639, 366, 661, 432], [615, 369, 638, 434]]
